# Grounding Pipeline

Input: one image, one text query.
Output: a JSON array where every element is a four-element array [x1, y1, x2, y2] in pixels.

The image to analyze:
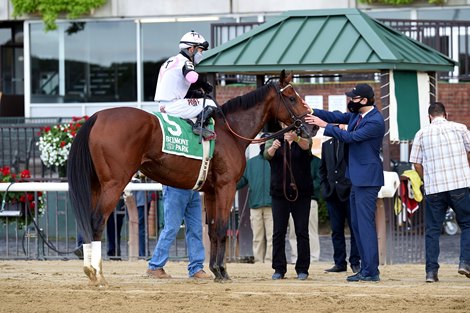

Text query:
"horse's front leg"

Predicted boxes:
[[208, 219, 231, 282], [205, 190, 233, 282], [82, 241, 108, 287]]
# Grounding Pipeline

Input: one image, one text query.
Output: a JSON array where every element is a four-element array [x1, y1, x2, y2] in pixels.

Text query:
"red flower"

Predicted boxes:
[[2, 166, 10, 176], [20, 169, 31, 179], [60, 141, 66, 147]]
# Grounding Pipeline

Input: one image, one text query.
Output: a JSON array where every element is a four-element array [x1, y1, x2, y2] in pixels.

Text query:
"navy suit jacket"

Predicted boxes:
[[319, 138, 351, 202], [315, 107, 385, 187]]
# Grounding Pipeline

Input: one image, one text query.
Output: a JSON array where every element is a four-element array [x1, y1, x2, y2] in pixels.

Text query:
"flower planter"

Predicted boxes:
[[0, 202, 24, 217]]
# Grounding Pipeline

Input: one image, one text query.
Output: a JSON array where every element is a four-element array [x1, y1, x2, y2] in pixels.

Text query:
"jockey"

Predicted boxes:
[[154, 30, 217, 141]]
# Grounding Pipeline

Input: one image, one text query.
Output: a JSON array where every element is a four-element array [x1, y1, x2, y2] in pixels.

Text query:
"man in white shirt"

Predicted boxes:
[[154, 30, 217, 140], [409, 101, 470, 283]]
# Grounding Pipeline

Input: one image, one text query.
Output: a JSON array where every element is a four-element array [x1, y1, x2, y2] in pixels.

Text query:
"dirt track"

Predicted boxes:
[[1, 260, 469, 313]]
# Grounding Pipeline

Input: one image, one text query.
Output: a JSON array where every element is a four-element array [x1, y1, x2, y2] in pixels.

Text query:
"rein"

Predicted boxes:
[[207, 84, 309, 144], [282, 142, 299, 202]]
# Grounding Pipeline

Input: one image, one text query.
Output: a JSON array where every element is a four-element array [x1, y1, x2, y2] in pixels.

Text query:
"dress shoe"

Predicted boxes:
[[324, 265, 347, 273], [272, 272, 285, 280], [192, 270, 212, 279], [346, 272, 380, 282], [458, 262, 470, 278], [425, 271, 439, 283], [346, 272, 361, 282], [351, 264, 361, 274], [297, 273, 308, 280], [147, 268, 172, 279]]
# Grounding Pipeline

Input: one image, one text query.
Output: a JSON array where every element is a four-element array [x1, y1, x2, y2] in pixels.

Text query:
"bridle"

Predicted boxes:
[[219, 83, 311, 143]]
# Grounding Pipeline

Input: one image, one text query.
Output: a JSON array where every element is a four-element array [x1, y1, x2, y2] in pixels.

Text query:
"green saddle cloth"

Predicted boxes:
[[153, 112, 215, 160]]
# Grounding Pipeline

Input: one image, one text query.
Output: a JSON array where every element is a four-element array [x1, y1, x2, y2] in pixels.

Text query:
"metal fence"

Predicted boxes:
[[385, 163, 425, 264], [0, 184, 166, 260], [0, 182, 241, 261], [0, 117, 75, 178], [386, 198, 425, 264], [380, 18, 470, 81]]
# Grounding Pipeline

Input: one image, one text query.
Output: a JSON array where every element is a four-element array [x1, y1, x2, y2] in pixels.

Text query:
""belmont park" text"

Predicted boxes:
[[165, 136, 189, 153]]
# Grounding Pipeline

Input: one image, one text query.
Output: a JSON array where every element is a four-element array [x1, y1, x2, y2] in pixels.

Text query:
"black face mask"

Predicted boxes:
[[348, 100, 365, 113]]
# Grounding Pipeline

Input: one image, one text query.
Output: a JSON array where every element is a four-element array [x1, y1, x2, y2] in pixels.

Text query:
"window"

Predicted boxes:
[[30, 21, 137, 103]]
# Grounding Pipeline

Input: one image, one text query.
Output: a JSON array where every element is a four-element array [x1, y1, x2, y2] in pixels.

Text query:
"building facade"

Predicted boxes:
[[1, 0, 470, 117]]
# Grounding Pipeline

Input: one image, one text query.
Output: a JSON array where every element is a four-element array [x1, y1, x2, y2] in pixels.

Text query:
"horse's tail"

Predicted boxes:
[[67, 114, 98, 243]]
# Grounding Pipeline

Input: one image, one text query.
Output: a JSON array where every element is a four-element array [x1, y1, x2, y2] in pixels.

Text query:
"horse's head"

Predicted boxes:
[[275, 70, 319, 138]]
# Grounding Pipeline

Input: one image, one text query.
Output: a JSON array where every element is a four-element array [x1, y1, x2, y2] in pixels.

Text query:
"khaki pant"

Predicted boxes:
[[250, 206, 273, 263], [289, 199, 320, 263]]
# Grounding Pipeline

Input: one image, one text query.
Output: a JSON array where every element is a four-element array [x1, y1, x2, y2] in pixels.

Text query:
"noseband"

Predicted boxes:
[[250, 84, 310, 144]]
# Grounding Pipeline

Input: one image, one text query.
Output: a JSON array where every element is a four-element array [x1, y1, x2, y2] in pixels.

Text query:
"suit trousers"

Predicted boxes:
[[272, 195, 311, 275], [349, 186, 381, 277], [326, 193, 360, 268]]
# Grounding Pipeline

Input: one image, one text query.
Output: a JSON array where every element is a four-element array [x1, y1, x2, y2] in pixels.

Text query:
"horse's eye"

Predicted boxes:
[[289, 96, 295, 102]]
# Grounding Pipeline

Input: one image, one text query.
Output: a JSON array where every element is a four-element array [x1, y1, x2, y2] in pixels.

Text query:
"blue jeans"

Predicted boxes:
[[137, 204, 149, 257], [425, 187, 470, 273], [148, 186, 205, 277]]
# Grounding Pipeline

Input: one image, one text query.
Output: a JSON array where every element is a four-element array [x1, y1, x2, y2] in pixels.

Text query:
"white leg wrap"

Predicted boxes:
[[91, 241, 102, 274], [83, 243, 92, 268]]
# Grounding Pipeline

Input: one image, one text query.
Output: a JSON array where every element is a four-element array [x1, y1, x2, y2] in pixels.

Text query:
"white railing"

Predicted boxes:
[[0, 182, 162, 192]]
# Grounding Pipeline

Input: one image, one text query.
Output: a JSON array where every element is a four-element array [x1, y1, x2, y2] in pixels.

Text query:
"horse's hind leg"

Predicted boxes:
[[83, 241, 107, 287], [83, 188, 123, 287], [81, 239, 108, 287]]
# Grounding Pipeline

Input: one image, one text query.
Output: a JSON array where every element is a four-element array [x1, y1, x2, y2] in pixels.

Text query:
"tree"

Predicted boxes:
[[11, 0, 107, 31]]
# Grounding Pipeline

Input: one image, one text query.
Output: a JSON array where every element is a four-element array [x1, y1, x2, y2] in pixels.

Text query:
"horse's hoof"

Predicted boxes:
[[214, 277, 232, 283], [96, 275, 109, 288], [213, 274, 232, 283], [84, 266, 108, 287], [84, 266, 97, 284]]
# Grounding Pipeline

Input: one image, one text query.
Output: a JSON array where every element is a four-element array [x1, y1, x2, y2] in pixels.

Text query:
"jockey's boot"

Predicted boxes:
[[192, 106, 216, 141]]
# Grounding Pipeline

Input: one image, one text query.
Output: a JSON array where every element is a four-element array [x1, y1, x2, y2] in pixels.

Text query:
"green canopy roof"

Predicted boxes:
[[197, 9, 457, 74]]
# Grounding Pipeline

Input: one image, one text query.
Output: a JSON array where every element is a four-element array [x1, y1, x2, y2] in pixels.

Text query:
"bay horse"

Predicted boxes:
[[67, 70, 317, 286]]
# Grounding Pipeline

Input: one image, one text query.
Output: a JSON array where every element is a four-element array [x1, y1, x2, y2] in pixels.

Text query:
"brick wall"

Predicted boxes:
[[215, 82, 470, 162], [216, 82, 470, 128]]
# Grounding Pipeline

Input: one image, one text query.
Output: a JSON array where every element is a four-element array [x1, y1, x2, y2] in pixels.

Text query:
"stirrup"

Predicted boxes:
[[193, 126, 216, 141]]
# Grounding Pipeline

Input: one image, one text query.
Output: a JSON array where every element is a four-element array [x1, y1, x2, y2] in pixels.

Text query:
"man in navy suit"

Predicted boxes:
[[305, 83, 385, 282]]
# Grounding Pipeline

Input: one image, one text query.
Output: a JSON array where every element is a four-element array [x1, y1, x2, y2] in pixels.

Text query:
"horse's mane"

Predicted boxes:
[[220, 83, 275, 115]]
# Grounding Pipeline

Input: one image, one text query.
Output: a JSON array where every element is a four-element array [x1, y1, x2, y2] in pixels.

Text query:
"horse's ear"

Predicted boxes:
[[280, 70, 286, 85], [286, 71, 293, 84]]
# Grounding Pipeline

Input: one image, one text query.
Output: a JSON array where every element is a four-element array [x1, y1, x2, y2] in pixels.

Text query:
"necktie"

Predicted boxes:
[[354, 115, 363, 130]]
